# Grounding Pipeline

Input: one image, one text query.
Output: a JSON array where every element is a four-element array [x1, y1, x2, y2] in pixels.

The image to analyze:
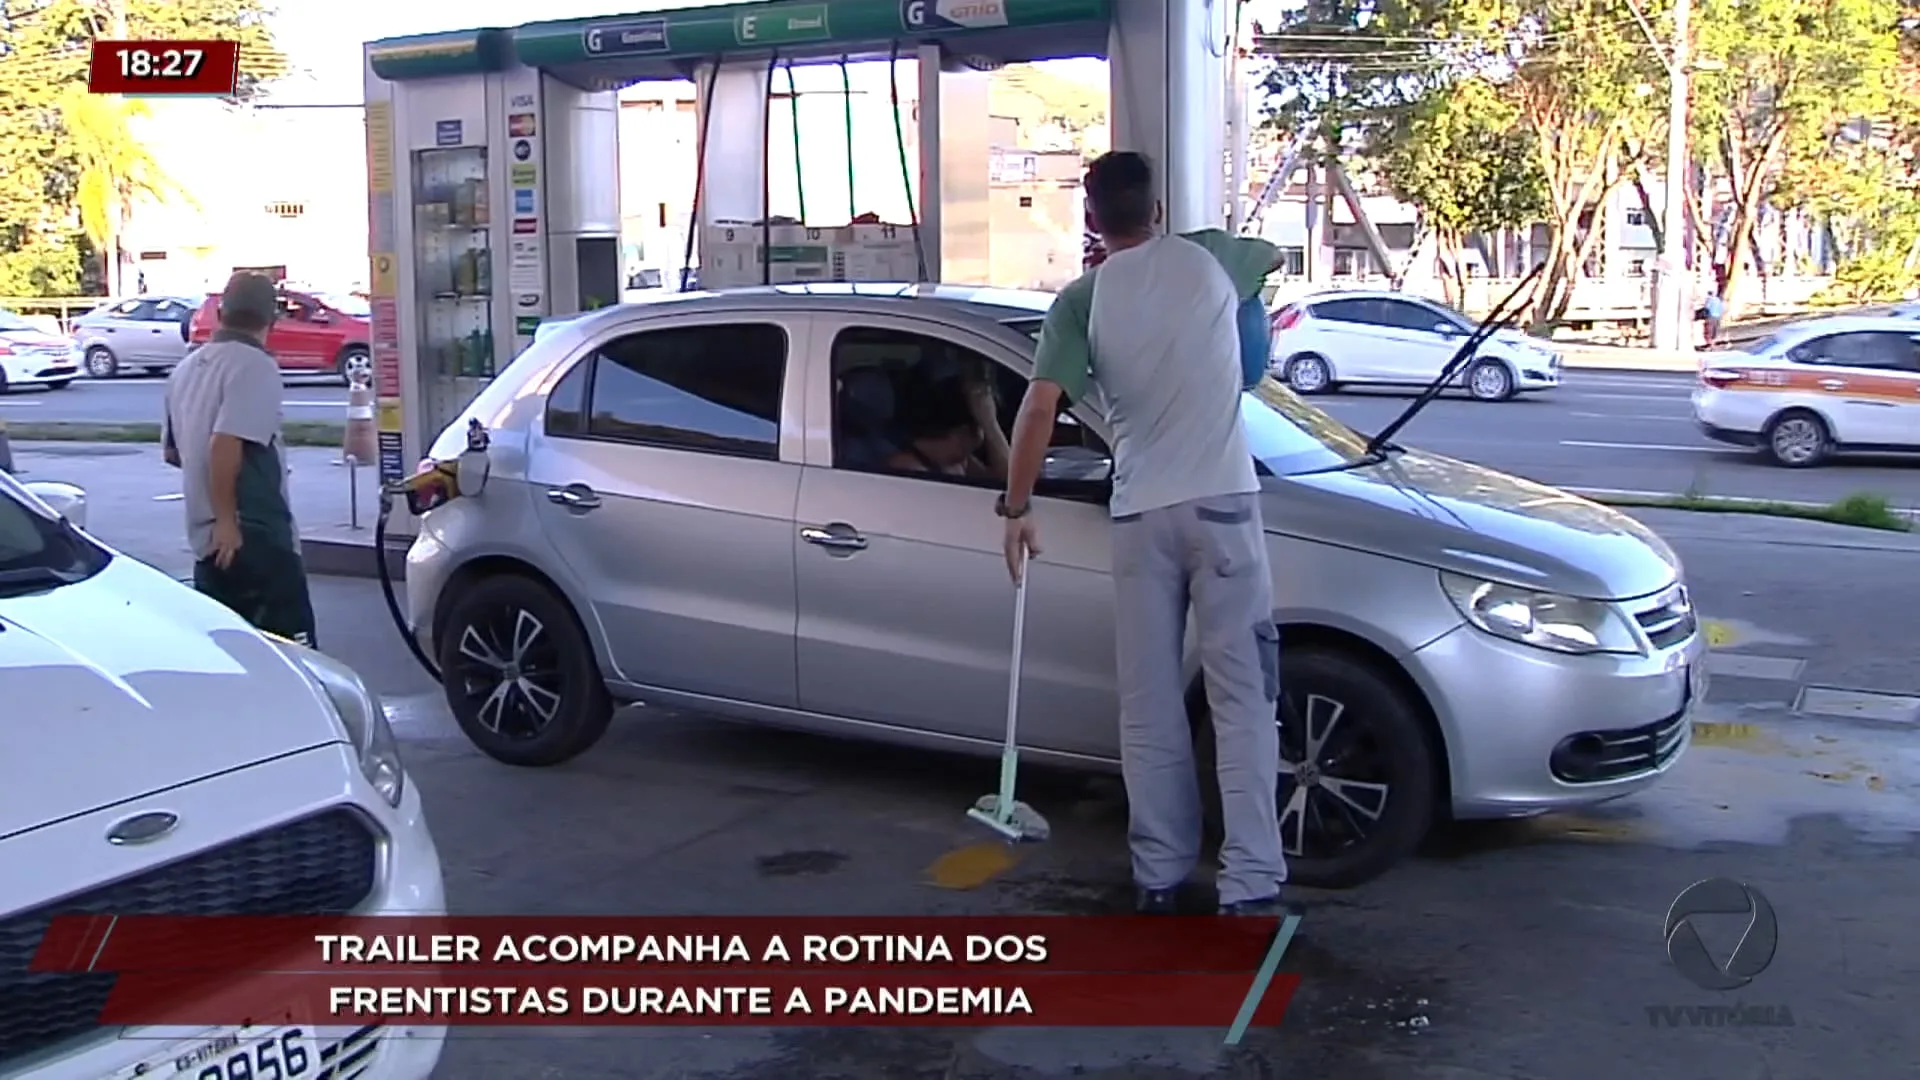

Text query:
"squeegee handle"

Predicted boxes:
[[1004, 549, 1029, 750]]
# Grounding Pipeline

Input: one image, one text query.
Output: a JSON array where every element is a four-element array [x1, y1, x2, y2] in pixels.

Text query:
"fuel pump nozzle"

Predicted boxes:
[[378, 419, 493, 517]]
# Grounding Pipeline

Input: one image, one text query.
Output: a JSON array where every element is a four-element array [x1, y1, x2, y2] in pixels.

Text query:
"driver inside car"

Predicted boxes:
[[883, 360, 1011, 481]]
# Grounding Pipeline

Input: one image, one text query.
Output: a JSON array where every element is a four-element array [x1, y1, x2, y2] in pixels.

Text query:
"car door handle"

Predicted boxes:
[[1818, 378, 1847, 391], [800, 525, 867, 551], [545, 485, 602, 511]]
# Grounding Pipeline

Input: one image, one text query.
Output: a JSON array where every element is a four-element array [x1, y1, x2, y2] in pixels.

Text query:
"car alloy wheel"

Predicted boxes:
[[449, 606, 565, 740], [438, 573, 614, 766], [339, 348, 373, 386], [1466, 360, 1512, 401], [85, 347, 117, 379], [1285, 354, 1331, 394], [1767, 413, 1828, 467], [1276, 692, 1391, 861]]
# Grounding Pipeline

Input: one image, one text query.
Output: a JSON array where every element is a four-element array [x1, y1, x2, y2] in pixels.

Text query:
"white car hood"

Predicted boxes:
[[0, 556, 343, 838]]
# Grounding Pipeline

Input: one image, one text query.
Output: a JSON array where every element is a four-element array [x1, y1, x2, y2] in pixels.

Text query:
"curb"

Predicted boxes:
[[303, 535, 406, 580]]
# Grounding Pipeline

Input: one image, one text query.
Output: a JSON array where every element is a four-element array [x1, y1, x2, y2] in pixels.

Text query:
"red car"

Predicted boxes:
[[188, 288, 372, 383]]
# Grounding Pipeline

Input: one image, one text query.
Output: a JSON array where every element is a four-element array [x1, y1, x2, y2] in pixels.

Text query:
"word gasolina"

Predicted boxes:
[[317, 933, 1050, 1020]]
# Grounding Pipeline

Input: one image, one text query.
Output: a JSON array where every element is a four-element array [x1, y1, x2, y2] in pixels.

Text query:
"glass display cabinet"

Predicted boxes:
[[410, 145, 496, 439]]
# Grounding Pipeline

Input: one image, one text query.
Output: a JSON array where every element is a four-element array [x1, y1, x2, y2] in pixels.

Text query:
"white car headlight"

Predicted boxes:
[[1439, 572, 1642, 655], [273, 639, 406, 806]]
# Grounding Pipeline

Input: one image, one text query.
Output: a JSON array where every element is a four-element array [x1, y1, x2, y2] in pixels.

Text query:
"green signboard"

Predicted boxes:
[[734, 3, 831, 47], [368, 29, 510, 81], [513, 0, 1108, 71]]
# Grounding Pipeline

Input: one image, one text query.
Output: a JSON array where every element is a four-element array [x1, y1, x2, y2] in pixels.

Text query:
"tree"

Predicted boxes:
[[1491, 0, 1666, 330], [1691, 0, 1904, 314], [0, 0, 284, 296], [1371, 76, 1549, 302]]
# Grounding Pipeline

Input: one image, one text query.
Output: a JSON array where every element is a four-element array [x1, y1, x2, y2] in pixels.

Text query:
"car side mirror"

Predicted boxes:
[[23, 481, 86, 530], [1434, 322, 1459, 336], [310, 311, 331, 324]]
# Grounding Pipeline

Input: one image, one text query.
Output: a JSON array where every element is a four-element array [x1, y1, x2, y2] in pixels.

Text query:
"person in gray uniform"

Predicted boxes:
[[996, 151, 1290, 916], [163, 272, 317, 646]]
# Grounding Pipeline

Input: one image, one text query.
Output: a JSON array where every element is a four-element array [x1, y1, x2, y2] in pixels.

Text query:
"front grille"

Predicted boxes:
[[0, 809, 379, 1069], [1550, 710, 1691, 783], [1631, 583, 1696, 651]]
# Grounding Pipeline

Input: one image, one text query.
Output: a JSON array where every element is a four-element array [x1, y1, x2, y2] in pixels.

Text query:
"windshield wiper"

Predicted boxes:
[[0, 565, 86, 596], [1364, 263, 1545, 456]]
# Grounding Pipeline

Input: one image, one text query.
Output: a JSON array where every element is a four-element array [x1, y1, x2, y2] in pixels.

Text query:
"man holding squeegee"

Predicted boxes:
[[998, 151, 1293, 916]]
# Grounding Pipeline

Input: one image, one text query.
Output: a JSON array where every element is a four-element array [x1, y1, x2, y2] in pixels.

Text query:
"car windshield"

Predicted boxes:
[[1002, 316, 1372, 476], [0, 482, 109, 590], [0, 307, 35, 332], [320, 293, 370, 317]]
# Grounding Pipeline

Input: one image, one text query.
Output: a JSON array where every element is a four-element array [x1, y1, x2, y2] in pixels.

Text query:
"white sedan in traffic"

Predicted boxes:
[[0, 474, 446, 1079], [1269, 289, 1562, 401]]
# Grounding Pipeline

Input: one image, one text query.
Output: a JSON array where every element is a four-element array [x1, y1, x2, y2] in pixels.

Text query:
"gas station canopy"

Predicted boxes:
[[369, 0, 1113, 88]]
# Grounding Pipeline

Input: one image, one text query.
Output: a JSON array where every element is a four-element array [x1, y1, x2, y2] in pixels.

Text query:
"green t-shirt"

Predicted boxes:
[[1033, 229, 1278, 404]]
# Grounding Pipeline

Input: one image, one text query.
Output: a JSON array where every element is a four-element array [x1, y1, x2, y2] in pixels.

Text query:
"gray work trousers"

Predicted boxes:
[[1111, 491, 1287, 905]]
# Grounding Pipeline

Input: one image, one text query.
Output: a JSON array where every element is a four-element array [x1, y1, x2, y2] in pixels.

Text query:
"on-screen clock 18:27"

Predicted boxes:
[[87, 40, 241, 96]]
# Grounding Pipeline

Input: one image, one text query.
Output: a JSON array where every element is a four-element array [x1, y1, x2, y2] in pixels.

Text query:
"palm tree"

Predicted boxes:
[[57, 84, 189, 295]]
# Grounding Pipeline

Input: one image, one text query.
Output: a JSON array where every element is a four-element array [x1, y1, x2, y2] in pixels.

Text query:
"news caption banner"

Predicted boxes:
[[33, 916, 1304, 1044]]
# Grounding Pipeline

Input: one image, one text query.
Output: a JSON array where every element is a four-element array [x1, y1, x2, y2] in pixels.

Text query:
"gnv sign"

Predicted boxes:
[[902, 0, 1010, 32]]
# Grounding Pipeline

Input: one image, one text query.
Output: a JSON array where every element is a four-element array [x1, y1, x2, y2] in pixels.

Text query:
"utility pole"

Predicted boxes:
[[101, 0, 129, 298], [1650, 0, 1692, 352]]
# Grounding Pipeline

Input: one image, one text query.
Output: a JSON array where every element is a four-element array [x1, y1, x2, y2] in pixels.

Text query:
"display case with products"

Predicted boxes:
[[410, 145, 496, 438]]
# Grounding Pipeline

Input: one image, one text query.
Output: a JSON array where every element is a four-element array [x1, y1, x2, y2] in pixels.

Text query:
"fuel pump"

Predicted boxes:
[[374, 417, 493, 679]]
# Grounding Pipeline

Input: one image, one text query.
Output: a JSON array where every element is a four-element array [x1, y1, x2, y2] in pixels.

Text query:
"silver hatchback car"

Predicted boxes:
[[405, 284, 1705, 888]]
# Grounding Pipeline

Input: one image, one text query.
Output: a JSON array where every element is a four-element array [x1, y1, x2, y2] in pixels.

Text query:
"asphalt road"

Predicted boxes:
[[8, 370, 1920, 507], [1310, 372, 1920, 508], [0, 372, 349, 424]]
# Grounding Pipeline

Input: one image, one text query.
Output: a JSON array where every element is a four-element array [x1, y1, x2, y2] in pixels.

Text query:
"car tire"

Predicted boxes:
[[1464, 359, 1514, 401], [1764, 409, 1832, 468], [84, 346, 118, 379], [1282, 353, 1334, 395], [336, 346, 373, 386], [437, 574, 613, 767], [1190, 643, 1439, 890]]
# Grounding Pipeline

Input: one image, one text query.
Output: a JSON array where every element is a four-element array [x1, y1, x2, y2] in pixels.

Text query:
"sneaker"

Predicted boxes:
[[1217, 893, 1302, 917], [1135, 886, 1179, 915]]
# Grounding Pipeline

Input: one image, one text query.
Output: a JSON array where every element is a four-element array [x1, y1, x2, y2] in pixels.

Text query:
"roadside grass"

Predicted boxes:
[[1593, 489, 1913, 532], [0, 420, 345, 448]]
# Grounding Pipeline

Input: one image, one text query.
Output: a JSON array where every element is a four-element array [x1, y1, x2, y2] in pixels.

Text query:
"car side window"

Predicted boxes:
[[828, 325, 1000, 482], [1376, 299, 1444, 333], [1309, 298, 1373, 325], [1793, 332, 1908, 369], [110, 299, 144, 317], [552, 322, 787, 459]]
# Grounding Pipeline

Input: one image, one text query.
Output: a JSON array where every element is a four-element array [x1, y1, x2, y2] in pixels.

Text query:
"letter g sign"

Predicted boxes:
[[585, 27, 602, 52], [903, 0, 928, 29]]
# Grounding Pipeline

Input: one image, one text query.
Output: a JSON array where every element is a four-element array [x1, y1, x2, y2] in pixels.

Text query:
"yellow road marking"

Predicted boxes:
[[924, 843, 1019, 890], [1691, 721, 1766, 747], [1703, 619, 1739, 648]]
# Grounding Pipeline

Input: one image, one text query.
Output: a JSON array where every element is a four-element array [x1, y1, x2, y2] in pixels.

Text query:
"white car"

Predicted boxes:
[[1268, 290, 1562, 401], [1693, 315, 1920, 467], [0, 307, 78, 393], [0, 474, 446, 1078]]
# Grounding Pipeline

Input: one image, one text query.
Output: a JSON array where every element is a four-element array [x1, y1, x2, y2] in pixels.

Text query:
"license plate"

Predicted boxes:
[[106, 1026, 317, 1080]]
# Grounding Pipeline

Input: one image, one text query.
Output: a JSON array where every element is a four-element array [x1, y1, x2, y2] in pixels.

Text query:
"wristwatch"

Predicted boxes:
[[995, 493, 1031, 519]]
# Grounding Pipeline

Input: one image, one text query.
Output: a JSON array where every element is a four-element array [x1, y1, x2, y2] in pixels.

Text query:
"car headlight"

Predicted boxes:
[[1439, 572, 1642, 655], [271, 638, 406, 806]]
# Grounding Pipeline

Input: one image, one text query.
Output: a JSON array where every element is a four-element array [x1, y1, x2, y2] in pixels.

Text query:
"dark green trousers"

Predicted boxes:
[[194, 529, 319, 647]]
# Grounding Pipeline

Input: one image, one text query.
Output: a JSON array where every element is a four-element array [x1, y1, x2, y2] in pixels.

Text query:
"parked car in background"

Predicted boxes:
[[188, 288, 372, 383], [1693, 315, 1920, 467], [0, 469, 447, 1079], [0, 307, 78, 393], [70, 295, 197, 378], [1269, 290, 1563, 401], [402, 284, 1703, 890]]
